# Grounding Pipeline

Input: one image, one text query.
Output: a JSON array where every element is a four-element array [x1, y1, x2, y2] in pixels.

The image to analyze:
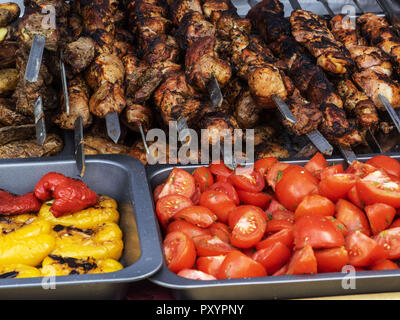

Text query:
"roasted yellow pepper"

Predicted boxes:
[[40, 255, 123, 276], [0, 215, 52, 239], [50, 222, 123, 260], [38, 196, 119, 229], [0, 264, 41, 278]]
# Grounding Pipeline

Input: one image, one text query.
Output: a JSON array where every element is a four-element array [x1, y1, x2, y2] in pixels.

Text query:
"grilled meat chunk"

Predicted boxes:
[[124, 103, 153, 132], [0, 98, 31, 126], [83, 135, 130, 155], [63, 37, 96, 74], [0, 2, 20, 27]]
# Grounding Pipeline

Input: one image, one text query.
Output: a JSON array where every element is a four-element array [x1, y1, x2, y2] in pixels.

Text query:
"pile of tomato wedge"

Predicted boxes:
[[153, 154, 400, 280]]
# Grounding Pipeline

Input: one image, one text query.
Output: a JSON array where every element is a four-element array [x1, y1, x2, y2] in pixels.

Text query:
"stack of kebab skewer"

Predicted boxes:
[[0, 1, 64, 159]]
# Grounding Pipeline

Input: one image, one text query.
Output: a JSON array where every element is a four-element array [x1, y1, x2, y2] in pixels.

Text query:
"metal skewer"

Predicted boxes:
[[33, 96, 46, 146], [352, 0, 365, 14], [317, 0, 335, 17], [105, 112, 121, 144]]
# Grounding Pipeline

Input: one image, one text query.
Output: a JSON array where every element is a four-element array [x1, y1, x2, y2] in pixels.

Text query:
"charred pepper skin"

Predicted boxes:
[[34, 172, 99, 217], [0, 190, 42, 215]]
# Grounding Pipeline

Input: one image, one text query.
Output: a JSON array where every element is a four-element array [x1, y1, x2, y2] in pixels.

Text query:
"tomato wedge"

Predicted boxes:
[[254, 157, 279, 181], [266, 162, 291, 191], [156, 194, 193, 228], [294, 194, 335, 221], [167, 220, 211, 238], [192, 166, 214, 192], [294, 215, 345, 250], [345, 160, 377, 178], [357, 169, 400, 208], [199, 190, 237, 224], [287, 244, 317, 275], [314, 247, 349, 273], [265, 219, 293, 234], [318, 173, 357, 202], [365, 203, 396, 235], [217, 250, 267, 279], [304, 152, 328, 178], [347, 185, 364, 209], [196, 255, 226, 278], [158, 168, 196, 199], [275, 165, 319, 211], [207, 222, 231, 243], [252, 242, 291, 274], [256, 227, 294, 250], [374, 227, 400, 260], [228, 205, 267, 229], [153, 184, 165, 202], [174, 205, 217, 228], [209, 161, 233, 179], [345, 230, 388, 267], [335, 199, 371, 236], [208, 181, 239, 205], [370, 259, 399, 270], [228, 168, 265, 193], [366, 155, 400, 178], [192, 234, 234, 257], [177, 269, 217, 280], [230, 206, 267, 248], [237, 190, 272, 209], [163, 231, 197, 273], [320, 164, 344, 180]]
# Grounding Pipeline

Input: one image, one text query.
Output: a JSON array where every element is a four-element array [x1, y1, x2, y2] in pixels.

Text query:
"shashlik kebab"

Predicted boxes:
[[247, 0, 362, 147]]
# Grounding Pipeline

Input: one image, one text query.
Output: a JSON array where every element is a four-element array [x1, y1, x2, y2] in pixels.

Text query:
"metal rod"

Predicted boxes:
[[339, 145, 357, 164], [352, 0, 365, 14], [33, 96, 46, 146], [24, 35, 45, 83], [105, 112, 121, 144], [207, 75, 223, 108], [139, 124, 150, 155], [60, 53, 70, 115], [318, 0, 335, 16], [74, 116, 85, 177]]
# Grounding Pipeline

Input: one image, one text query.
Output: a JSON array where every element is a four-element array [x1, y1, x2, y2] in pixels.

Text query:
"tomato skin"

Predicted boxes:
[[199, 190, 236, 224], [167, 220, 211, 238], [345, 160, 377, 178], [158, 168, 196, 199], [237, 190, 272, 209], [163, 231, 197, 273], [228, 169, 265, 193], [153, 184, 165, 202], [304, 152, 328, 179], [365, 203, 396, 235], [318, 173, 357, 203], [174, 205, 217, 228], [196, 255, 226, 278], [370, 259, 399, 270], [314, 247, 349, 273], [335, 199, 371, 236], [265, 219, 293, 234], [230, 207, 267, 248], [156, 195, 193, 228], [266, 199, 289, 215], [193, 167, 214, 192], [252, 242, 291, 274], [177, 269, 217, 280], [270, 210, 294, 223], [326, 216, 348, 237], [320, 164, 344, 180], [275, 165, 319, 211], [209, 162, 233, 179], [254, 157, 279, 181], [347, 185, 364, 209], [366, 155, 400, 177], [294, 195, 335, 221], [266, 162, 291, 191], [293, 215, 345, 250], [256, 227, 294, 250], [192, 234, 234, 257], [287, 244, 317, 275], [374, 227, 400, 260], [217, 250, 267, 279], [207, 222, 231, 243], [272, 264, 288, 276], [345, 230, 388, 267], [356, 170, 400, 208], [208, 182, 239, 205], [228, 205, 267, 230]]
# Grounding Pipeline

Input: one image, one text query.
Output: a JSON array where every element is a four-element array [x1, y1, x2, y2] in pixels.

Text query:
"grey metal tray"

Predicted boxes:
[[147, 155, 400, 300], [0, 155, 163, 299]]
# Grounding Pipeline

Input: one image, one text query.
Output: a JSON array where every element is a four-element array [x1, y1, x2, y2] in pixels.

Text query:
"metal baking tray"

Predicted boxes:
[[147, 155, 400, 300], [0, 155, 163, 299]]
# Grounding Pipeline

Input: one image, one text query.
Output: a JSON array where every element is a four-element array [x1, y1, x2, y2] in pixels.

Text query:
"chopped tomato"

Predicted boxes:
[[356, 169, 400, 208], [294, 194, 335, 221], [256, 227, 294, 250], [158, 168, 196, 199], [209, 161, 233, 179], [254, 157, 279, 181], [153, 184, 165, 202], [167, 220, 211, 238], [347, 185, 364, 209], [237, 190, 272, 209], [163, 231, 197, 273], [207, 222, 231, 243], [230, 206, 267, 248], [345, 160, 377, 178], [326, 216, 348, 236], [320, 164, 344, 180], [265, 219, 293, 234], [271, 210, 294, 223], [287, 245, 317, 275], [318, 173, 357, 202], [335, 199, 371, 236], [304, 152, 328, 179], [374, 227, 400, 260], [345, 230, 388, 267], [228, 205, 267, 229], [275, 165, 319, 211], [192, 234, 234, 257], [293, 215, 345, 250], [370, 259, 399, 271], [208, 181, 239, 205], [365, 203, 396, 235], [228, 168, 265, 193], [177, 269, 217, 280], [156, 194, 193, 228], [272, 264, 288, 276], [314, 247, 349, 273], [252, 242, 291, 274], [266, 162, 291, 191], [366, 155, 400, 177], [217, 250, 267, 279], [199, 190, 236, 224], [192, 166, 214, 192], [196, 255, 226, 278], [391, 218, 400, 229], [173, 205, 217, 228], [266, 199, 289, 216]]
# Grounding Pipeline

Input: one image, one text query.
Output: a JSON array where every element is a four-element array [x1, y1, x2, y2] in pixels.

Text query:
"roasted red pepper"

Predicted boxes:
[[0, 190, 42, 215], [34, 172, 98, 217]]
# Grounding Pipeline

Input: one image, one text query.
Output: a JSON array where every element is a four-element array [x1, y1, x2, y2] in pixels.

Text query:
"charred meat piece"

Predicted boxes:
[[0, 2, 20, 27], [123, 103, 153, 132], [0, 98, 31, 126], [0, 68, 18, 97], [233, 90, 262, 129], [63, 37, 96, 74], [170, 0, 203, 25], [0, 124, 35, 145], [83, 135, 130, 155], [89, 81, 126, 118]]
